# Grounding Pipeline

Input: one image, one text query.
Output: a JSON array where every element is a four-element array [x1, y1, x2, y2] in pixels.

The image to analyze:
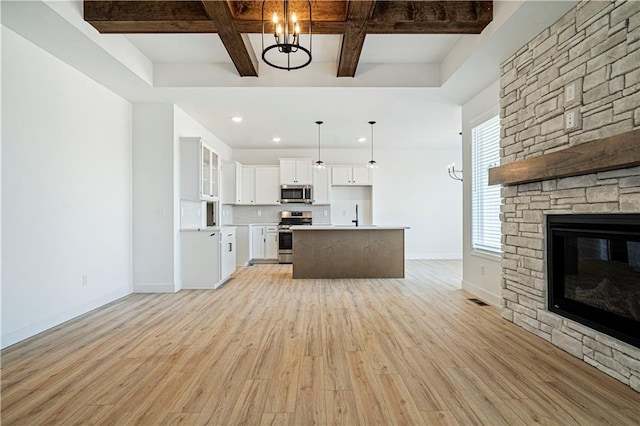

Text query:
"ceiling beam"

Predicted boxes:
[[337, 1, 376, 78], [200, 1, 258, 77]]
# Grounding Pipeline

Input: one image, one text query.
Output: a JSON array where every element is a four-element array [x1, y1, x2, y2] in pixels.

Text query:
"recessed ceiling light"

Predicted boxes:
[[357, 137, 367, 143], [231, 116, 243, 123], [272, 137, 281, 143]]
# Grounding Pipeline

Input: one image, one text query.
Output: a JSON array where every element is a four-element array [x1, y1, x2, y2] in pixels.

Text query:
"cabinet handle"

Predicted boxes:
[[229, 242, 232, 252], [210, 233, 216, 237]]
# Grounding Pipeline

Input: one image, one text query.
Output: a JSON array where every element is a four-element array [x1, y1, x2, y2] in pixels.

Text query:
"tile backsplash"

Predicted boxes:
[[221, 204, 332, 225]]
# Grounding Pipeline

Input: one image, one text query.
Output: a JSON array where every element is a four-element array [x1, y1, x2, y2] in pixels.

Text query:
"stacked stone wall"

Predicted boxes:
[[499, 0, 640, 391]]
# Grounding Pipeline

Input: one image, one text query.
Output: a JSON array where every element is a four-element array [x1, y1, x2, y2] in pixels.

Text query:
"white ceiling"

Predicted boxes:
[[2, 0, 579, 151]]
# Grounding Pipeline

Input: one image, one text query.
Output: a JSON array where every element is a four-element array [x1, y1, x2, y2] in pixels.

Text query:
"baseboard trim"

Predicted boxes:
[[133, 282, 177, 293], [461, 280, 501, 306], [1, 286, 131, 349]]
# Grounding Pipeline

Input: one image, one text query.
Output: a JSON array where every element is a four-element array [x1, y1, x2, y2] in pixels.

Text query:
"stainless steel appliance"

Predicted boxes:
[[278, 211, 312, 263], [280, 185, 313, 204]]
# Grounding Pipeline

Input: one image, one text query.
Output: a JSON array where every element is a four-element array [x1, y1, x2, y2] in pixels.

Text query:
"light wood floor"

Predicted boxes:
[[2, 260, 639, 425]]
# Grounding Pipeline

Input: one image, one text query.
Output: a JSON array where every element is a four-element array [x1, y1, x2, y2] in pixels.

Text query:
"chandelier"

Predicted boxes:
[[261, 0, 312, 71]]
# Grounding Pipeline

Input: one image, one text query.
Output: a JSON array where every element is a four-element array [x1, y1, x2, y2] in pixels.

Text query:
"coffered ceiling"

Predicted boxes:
[[84, 1, 494, 77], [2, 1, 578, 150]]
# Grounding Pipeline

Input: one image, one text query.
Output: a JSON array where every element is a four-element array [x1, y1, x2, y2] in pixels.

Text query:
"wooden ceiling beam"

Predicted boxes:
[[337, 1, 376, 78], [200, 1, 258, 77], [84, 1, 210, 22], [88, 21, 217, 34]]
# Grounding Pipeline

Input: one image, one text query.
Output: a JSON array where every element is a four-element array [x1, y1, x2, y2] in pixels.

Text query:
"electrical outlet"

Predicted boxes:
[[565, 111, 575, 129], [323, 210, 328, 217], [480, 265, 485, 276], [257, 210, 262, 216], [81, 275, 88, 286]]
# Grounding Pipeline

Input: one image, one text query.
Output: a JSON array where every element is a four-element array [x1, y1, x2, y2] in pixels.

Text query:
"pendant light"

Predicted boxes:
[[367, 121, 378, 169], [314, 120, 325, 170]]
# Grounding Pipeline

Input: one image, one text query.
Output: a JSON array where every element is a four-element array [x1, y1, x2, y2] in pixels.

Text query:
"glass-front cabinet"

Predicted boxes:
[[201, 143, 218, 200], [180, 137, 220, 202]]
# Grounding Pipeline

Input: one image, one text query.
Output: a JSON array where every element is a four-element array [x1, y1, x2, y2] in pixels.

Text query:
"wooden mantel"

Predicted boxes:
[[488, 129, 640, 186]]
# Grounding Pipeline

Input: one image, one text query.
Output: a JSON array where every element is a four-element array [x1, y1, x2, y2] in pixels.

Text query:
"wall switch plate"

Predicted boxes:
[[81, 275, 88, 286], [565, 83, 575, 103]]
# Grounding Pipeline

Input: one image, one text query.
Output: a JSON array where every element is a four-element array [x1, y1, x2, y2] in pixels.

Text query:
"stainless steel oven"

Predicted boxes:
[[278, 211, 312, 263]]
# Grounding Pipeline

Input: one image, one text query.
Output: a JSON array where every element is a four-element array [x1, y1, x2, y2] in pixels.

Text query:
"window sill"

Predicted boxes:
[[470, 248, 502, 262]]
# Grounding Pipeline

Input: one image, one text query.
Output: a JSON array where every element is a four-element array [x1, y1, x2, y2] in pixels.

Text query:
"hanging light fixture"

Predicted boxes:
[[261, 1, 312, 71], [367, 121, 378, 169], [314, 121, 325, 170]]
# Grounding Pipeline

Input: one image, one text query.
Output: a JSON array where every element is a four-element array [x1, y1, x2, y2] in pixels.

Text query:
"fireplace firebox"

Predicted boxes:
[[547, 214, 640, 348]]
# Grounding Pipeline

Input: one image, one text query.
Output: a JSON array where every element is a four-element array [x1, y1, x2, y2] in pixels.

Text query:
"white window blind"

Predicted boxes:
[[472, 115, 501, 253]]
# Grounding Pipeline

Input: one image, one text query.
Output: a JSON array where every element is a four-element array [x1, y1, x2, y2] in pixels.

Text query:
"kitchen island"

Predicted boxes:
[[290, 226, 409, 279]]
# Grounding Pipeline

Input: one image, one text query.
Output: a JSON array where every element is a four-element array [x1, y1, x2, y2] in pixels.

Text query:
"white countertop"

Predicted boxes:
[[180, 226, 236, 232], [228, 223, 278, 226], [290, 225, 409, 230]]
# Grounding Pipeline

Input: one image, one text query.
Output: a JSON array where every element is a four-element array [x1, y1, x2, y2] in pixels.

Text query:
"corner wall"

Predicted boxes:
[[499, 0, 640, 390], [1, 27, 132, 348], [462, 81, 503, 306]]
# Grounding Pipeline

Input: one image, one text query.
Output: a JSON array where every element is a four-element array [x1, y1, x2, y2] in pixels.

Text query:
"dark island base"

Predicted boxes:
[[292, 229, 405, 279]]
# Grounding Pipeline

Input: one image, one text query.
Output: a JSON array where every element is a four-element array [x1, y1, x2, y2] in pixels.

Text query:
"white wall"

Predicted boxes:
[[461, 80, 502, 305], [233, 147, 463, 259], [1, 27, 132, 348], [174, 106, 233, 162], [132, 104, 176, 292]]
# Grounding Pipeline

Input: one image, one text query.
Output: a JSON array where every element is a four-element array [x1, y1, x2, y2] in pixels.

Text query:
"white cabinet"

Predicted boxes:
[[221, 161, 243, 204], [265, 226, 278, 259], [180, 137, 219, 201], [312, 168, 331, 204], [225, 164, 280, 205], [242, 166, 256, 204], [181, 230, 221, 289], [280, 158, 312, 185], [251, 225, 265, 259], [250, 225, 279, 260], [254, 167, 280, 205], [220, 227, 236, 282], [331, 166, 372, 186]]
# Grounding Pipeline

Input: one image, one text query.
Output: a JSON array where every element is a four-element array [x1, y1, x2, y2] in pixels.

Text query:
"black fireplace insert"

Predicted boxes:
[[547, 214, 640, 348]]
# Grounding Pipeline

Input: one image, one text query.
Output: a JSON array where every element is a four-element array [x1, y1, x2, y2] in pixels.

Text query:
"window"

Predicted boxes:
[[472, 115, 501, 253]]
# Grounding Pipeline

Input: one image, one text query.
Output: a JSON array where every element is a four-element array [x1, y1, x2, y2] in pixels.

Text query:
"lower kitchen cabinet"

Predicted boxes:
[[181, 227, 236, 289], [250, 225, 278, 261], [220, 227, 236, 281], [181, 230, 221, 289]]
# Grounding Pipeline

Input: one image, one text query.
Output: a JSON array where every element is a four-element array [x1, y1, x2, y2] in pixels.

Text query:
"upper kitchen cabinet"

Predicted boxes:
[[312, 167, 331, 204], [254, 167, 280, 205], [279, 158, 312, 185], [180, 137, 219, 201], [221, 161, 243, 204], [241, 166, 256, 204], [331, 166, 372, 186], [225, 164, 280, 205]]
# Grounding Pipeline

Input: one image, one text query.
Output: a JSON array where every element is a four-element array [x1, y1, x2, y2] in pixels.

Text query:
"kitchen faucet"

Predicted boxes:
[[352, 204, 359, 227]]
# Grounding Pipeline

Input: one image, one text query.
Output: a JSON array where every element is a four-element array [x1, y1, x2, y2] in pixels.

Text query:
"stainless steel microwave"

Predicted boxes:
[[280, 185, 312, 204]]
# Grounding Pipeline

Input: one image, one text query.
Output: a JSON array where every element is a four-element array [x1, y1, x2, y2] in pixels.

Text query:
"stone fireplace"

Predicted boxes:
[[547, 214, 640, 348], [497, 0, 640, 391]]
